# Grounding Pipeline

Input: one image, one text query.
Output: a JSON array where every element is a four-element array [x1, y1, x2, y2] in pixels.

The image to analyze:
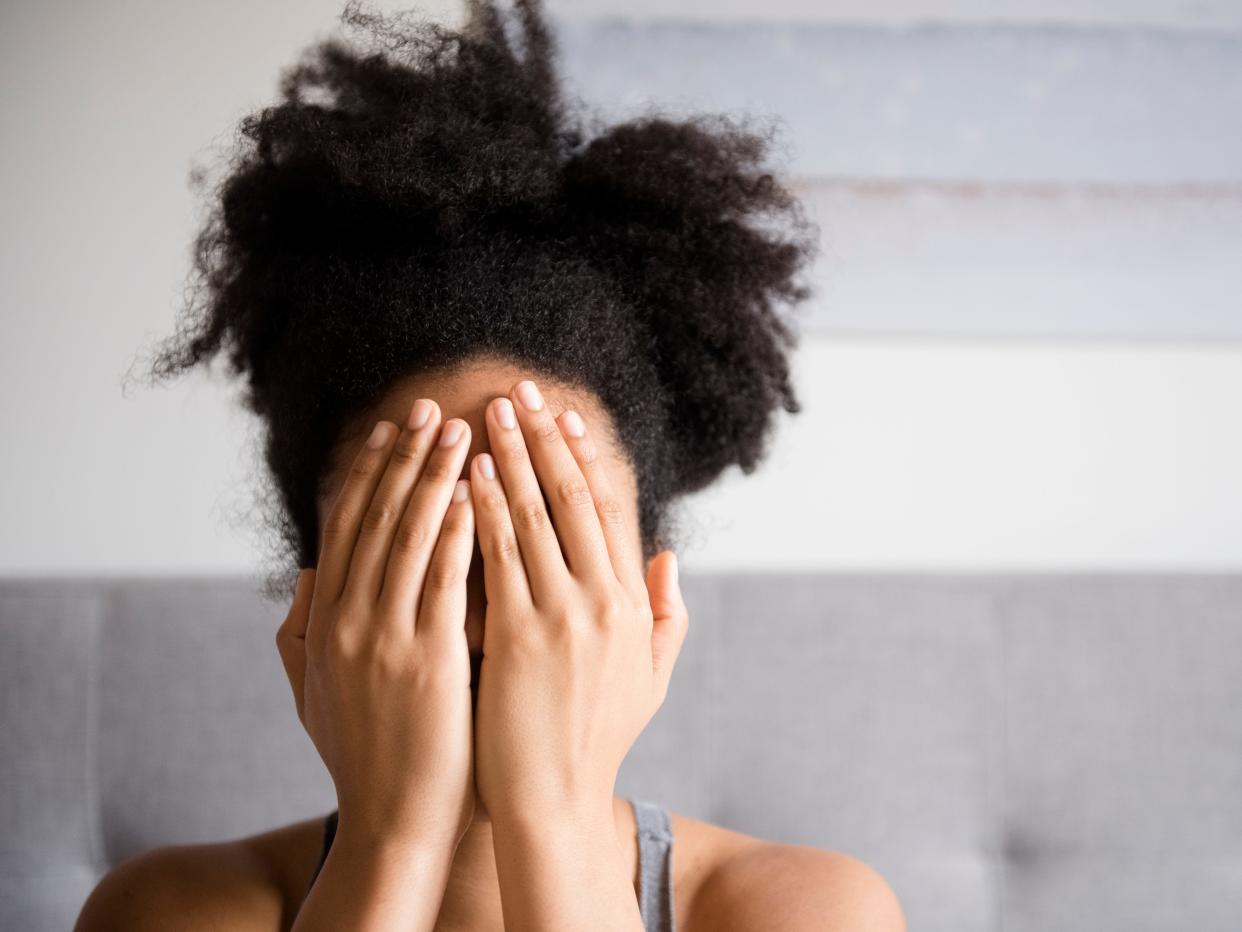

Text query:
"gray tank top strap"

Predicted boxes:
[[630, 798, 676, 932]]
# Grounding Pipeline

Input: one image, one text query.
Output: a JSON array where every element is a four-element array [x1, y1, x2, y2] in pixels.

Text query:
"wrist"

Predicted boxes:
[[334, 814, 461, 866], [489, 795, 618, 843], [299, 812, 460, 932], [488, 795, 637, 929]]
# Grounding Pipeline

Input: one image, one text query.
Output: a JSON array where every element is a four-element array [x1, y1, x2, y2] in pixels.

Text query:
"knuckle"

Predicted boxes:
[[347, 456, 376, 485], [532, 418, 562, 445], [369, 633, 409, 676], [360, 499, 399, 533], [481, 489, 508, 512], [486, 531, 522, 565], [388, 438, 424, 469], [514, 500, 549, 533], [596, 495, 627, 530], [275, 614, 301, 646], [576, 437, 600, 466], [425, 561, 460, 591], [552, 603, 584, 629], [320, 509, 352, 546], [440, 508, 472, 536], [595, 595, 627, 627], [492, 445, 520, 474], [275, 610, 293, 639], [326, 623, 359, 661], [555, 477, 593, 509], [391, 519, 431, 556], [420, 455, 454, 484]]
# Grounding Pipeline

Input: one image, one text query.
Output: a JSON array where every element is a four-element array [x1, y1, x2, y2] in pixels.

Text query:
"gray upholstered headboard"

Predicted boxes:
[[2, 573, 1239, 931]]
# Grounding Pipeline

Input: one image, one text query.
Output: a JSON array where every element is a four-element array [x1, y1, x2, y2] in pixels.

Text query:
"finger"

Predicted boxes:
[[470, 449, 534, 611], [407, 478, 475, 648], [344, 398, 445, 603], [554, 406, 647, 596], [506, 380, 615, 588], [485, 390, 570, 604], [646, 551, 689, 706], [315, 419, 400, 605], [380, 413, 473, 617], [274, 568, 315, 724]]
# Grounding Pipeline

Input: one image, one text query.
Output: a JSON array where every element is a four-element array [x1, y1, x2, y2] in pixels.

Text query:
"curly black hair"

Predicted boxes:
[[134, 0, 819, 600]]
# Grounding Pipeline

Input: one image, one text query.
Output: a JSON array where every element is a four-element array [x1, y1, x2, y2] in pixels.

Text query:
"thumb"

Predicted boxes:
[[275, 568, 315, 723], [646, 551, 689, 706]]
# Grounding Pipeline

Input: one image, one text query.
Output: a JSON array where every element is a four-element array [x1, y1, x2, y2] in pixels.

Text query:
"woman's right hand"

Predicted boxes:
[[275, 398, 477, 853]]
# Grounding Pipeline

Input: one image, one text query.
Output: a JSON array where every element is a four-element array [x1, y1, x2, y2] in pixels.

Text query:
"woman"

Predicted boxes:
[[77, 1, 905, 929]]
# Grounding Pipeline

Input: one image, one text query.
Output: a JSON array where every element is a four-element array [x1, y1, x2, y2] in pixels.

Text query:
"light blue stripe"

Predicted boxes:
[[553, 18, 1242, 185]]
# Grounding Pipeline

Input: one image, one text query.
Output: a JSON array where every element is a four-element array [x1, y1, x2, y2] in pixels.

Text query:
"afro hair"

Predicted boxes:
[[138, 0, 820, 599]]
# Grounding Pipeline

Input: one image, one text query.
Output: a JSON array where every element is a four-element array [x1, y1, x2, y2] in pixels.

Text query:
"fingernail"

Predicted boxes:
[[367, 421, 392, 448], [453, 479, 469, 503], [495, 397, 517, 429], [477, 452, 496, 479], [408, 398, 432, 430], [439, 419, 465, 447], [561, 409, 585, 438], [516, 380, 544, 411]]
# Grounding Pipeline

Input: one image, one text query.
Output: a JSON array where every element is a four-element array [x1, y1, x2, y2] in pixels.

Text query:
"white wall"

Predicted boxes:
[[694, 338, 1242, 571], [1, 0, 1239, 577]]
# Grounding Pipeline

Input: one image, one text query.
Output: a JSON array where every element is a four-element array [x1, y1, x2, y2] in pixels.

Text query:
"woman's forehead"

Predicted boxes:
[[316, 360, 631, 518]]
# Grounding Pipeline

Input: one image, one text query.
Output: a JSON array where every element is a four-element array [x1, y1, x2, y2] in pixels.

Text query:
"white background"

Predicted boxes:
[[1, 0, 1239, 576]]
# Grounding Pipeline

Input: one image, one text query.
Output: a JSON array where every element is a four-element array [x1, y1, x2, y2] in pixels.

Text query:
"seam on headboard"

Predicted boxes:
[[993, 578, 1011, 932], [702, 573, 728, 821], [83, 584, 107, 873]]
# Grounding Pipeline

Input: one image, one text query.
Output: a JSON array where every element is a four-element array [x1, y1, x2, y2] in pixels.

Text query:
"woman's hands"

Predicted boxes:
[[470, 379, 690, 826], [274, 375, 690, 855], [275, 399, 477, 852]]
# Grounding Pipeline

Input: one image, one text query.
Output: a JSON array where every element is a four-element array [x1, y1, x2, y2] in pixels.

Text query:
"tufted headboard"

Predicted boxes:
[[2, 572, 1240, 931]]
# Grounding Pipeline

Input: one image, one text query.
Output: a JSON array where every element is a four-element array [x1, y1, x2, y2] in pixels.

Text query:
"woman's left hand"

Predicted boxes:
[[469, 379, 689, 827]]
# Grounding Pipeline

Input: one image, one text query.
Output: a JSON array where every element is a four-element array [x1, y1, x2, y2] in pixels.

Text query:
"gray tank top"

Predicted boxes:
[[304, 796, 675, 931], [630, 797, 677, 932]]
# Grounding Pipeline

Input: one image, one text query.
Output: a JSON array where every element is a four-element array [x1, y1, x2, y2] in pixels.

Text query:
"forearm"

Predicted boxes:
[[292, 823, 456, 932], [491, 802, 645, 932]]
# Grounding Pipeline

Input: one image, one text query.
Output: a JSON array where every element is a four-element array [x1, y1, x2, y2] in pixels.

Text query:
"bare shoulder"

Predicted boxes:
[[74, 815, 327, 932], [669, 811, 906, 932]]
